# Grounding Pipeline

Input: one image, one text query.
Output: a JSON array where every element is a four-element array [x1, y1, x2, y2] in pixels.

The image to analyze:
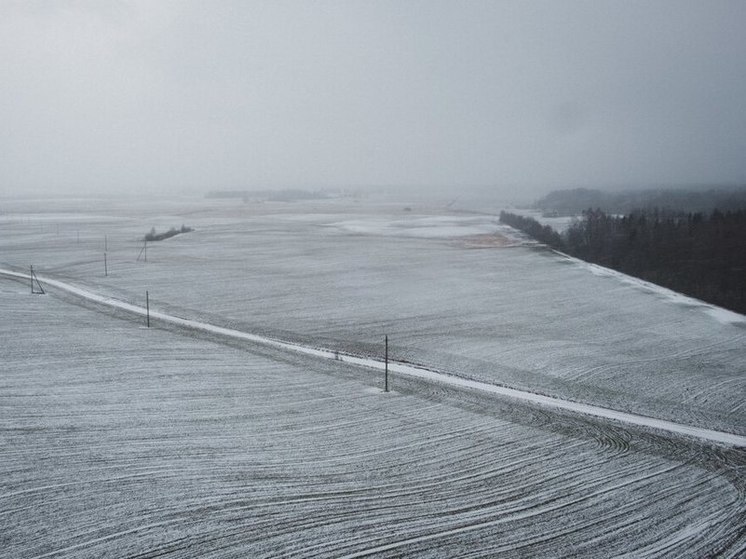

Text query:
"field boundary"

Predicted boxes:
[[2, 267, 744, 448]]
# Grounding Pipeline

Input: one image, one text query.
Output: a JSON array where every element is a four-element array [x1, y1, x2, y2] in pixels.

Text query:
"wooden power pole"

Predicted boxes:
[[385, 335, 389, 392]]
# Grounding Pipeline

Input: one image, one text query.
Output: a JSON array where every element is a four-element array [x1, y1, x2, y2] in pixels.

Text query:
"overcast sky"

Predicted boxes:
[[2, 0, 746, 198]]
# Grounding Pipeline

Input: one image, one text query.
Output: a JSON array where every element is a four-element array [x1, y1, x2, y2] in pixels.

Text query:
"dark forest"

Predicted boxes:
[[500, 209, 746, 314]]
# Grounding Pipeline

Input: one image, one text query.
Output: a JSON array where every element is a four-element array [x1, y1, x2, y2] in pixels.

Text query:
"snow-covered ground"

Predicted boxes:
[[3, 266, 743, 449], [1, 196, 745, 556], [1, 196, 741, 435], [1, 280, 744, 557]]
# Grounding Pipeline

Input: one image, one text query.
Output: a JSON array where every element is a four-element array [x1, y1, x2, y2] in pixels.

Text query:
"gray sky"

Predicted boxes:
[[2, 0, 746, 198]]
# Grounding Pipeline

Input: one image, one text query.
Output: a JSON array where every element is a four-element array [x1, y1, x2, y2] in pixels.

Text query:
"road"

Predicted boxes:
[[2, 267, 744, 449]]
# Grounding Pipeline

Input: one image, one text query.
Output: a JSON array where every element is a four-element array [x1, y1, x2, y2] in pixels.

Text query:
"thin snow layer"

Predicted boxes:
[[1, 284, 744, 558], [1, 198, 744, 439], [558, 252, 746, 326], [330, 215, 505, 239], [1, 267, 743, 449]]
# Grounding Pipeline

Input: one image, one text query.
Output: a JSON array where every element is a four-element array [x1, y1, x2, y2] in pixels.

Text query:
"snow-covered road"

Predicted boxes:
[[2, 268, 744, 448]]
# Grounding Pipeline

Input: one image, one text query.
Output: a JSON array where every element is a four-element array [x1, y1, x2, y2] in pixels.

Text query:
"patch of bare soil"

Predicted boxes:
[[457, 233, 520, 248]]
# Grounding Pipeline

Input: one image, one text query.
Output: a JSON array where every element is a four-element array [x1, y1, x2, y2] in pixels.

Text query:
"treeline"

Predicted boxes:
[[206, 189, 328, 202], [498, 211, 563, 248], [500, 210, 746, 314], [534, 187, 746, 215], [144, 225, 194, 242]]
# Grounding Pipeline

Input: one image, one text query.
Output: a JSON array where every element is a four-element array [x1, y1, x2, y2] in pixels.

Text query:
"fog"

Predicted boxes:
[[2, 0, 745, 200]]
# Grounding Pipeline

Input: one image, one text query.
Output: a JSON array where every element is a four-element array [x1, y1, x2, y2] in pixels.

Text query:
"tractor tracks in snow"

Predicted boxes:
[[1, 268, 744, 450]]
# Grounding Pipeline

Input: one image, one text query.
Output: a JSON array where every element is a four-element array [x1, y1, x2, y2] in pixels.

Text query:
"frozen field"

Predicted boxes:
[[2, 279, 745, 558], [1, 196, 743, 434], [1, 196, 745, 556]]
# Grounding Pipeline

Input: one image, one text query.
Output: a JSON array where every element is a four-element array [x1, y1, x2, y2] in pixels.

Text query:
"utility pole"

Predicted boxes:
[[104, 253, 108, 277], [30, 265, 44, 294], [385, 335, 389, 392], [146, 290, 150, 328], [136, 240, 148, 263]]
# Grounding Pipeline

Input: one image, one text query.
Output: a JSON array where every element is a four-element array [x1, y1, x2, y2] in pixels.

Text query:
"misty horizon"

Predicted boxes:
[[2, 1, 746, 199]]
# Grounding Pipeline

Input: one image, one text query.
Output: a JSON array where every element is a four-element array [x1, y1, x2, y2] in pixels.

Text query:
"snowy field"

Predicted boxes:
[[1, 196, 745, 556], [1, 196, 743, 434], [2, 280, 745, 558]]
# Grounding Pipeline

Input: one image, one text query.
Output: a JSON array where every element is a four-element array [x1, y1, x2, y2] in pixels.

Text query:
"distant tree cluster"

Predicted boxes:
[[500, 209, 746, 314], [534, 187, 746, 215], [499, 211, 562, 248], [144, 224, 194, 242], [206, 189, 328, 202]]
